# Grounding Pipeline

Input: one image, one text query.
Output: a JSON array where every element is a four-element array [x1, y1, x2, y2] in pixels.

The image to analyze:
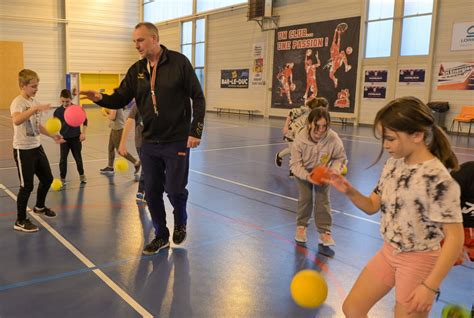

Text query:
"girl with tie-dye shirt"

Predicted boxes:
[[329, 97, 463, 318]]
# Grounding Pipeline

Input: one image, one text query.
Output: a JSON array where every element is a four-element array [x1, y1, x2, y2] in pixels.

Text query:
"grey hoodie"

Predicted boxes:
[[290, 128, 347, 181]]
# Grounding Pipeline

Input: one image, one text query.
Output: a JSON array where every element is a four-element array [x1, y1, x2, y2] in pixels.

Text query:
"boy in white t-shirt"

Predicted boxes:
[[10, 69, 64, 232]]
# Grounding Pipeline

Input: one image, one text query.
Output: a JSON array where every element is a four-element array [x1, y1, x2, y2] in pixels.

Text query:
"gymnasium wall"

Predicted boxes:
[[0, 0, 65, 105], [0, 41, 23, 109], [0, 0, 139, 106], [430, 0, 474, 126], [2, 0, 473, 128], [157, 0, 473, 127], [66, 0, 139, 73]]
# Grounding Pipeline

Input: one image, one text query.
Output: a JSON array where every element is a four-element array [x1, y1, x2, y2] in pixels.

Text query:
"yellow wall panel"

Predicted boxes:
[[79, 73, 120, 106], [0, 41, 24, 109]]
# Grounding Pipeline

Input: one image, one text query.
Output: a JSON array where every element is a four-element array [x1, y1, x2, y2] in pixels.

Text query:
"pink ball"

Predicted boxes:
[[64, 105, 86, 127]]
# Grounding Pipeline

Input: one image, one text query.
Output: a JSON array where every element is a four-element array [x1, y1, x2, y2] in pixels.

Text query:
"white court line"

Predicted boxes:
[[0, 183, 153, 318], [190, 169, 380, 225], [0, 158, 108, 171], [193, 142, 286, 153], [0, 137, 471, 172]]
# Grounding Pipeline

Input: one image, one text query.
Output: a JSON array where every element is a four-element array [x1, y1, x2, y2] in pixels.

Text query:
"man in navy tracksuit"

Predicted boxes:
[[80, 22, 205, 255]]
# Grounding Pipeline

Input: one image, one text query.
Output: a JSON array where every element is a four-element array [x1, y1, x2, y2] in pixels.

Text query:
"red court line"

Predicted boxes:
[[190, 205, 347, 301], [48, 202, 347, 299], [0, 211, 16, 217]]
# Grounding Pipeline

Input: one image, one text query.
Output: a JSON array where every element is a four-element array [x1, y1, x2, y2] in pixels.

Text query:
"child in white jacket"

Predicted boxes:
[[290, 106, 347, 246]]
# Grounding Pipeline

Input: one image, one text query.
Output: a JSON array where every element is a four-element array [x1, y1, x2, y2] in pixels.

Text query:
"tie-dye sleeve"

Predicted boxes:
[[427, 177, 462, 223], [373, 159, 394, 196]]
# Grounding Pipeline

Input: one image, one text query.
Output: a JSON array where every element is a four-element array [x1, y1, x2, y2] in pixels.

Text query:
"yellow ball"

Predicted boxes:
[[114, 158, 129, 172], [341, 165, 348, 175], [441, 304, 470, 318], [290, 269, 328, 308], [50, 178, 63, 191], [45, 117, 62, 135]]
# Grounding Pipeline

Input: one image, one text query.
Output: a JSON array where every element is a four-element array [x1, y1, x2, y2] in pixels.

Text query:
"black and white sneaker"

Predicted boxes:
[[14, 218, 39, 233], [275, 152, 283, 167], [100, 167, 114, 175], [143, 238, 170, 255], [173, 225, 187, 245], [33, 206, 57, 218]]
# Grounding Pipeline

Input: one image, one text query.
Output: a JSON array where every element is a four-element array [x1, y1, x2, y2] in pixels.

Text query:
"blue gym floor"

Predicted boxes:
[[0, 109, 472, 317]]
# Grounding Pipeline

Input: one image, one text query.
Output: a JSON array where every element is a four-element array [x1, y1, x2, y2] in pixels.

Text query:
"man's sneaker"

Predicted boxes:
[[100, 167, 114, 175], [14, 218, 39, 233], [33, 206, 57, 218], [80, 175, 87, 184], [289, 170, 295, 178], [295, 226, 307, 243], [173, 225, 187, 245], [134, 161, 141, 176], [143, 238, 170, 255], [275, 152, 283, 167], [136, 192, 146, 202], [319, 232, 336, 246]]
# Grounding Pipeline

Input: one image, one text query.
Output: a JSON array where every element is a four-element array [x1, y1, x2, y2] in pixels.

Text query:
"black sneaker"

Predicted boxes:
[[143, 238, 170, 255], [14, 218, 39, 233], [275, 152, 283, 167], [173, 225, 187, 245], [289, 170, 294, 178], [33, 206, 57, 218], [100, 167, 114, 175]]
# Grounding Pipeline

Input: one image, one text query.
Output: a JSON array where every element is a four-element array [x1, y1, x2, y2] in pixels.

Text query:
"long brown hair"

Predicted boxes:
[[306, 106, 331, 134], [373, 96, 458, 170]]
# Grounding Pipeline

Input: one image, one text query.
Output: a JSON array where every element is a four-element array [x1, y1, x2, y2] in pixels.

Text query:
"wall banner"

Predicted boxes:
[[65, 72, 80, 104], [364, 70, 388, 83], [437, 62, 474, 90], [363, 86, 386, 99], [451, 22, 474, 51], [398, 69, 425, 85], [363, 69, 388, 99], [271, 17, 361, 113], [221, 69, 249, 88], [251, 43, 265, 86]]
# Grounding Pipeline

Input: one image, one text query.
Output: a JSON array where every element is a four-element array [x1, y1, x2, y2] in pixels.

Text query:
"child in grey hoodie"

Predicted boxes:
[[290, 106, 347, 246]]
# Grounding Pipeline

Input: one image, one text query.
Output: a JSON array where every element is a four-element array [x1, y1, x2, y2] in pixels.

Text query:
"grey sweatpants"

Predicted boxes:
[[295, 178, 332, 234], [108, 129, 138, 167]]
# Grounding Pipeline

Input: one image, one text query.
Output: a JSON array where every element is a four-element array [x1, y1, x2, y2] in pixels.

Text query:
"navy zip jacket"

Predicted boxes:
[[53, 106, 88, 139], [97, 45, 205, 143]]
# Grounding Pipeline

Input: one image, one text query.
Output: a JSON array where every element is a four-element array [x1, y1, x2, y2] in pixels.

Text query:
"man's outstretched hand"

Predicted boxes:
[[79, 90, 103, 102]]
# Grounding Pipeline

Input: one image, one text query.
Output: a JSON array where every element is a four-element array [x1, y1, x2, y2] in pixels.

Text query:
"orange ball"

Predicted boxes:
[[310, 166, 330, 184]]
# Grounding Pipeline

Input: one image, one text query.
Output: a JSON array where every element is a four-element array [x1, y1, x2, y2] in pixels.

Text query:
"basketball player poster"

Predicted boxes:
[[271, 17, 360, 113]]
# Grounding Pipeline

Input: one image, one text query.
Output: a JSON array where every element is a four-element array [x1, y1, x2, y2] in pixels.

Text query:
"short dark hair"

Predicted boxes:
[[60, 89, 72, 99], [135, 22, 159, 40]]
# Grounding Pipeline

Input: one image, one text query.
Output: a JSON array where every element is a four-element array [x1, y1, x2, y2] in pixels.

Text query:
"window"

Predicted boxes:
[[144, 0, 245, 23], [144, 0, 193, 23], [197, 0, 245, 13], [400, 0, 433, 56], [181, 18, 206, 88], [181, 21, 193, 62], [365, 0, 395, 58]]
